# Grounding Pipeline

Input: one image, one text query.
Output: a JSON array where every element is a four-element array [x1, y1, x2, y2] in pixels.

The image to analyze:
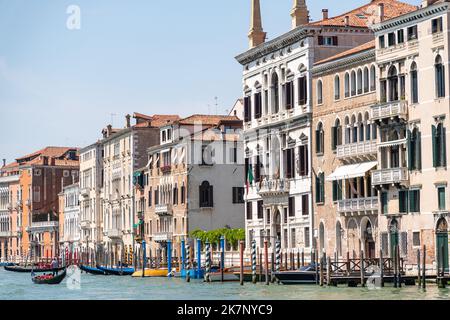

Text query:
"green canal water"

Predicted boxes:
[[0, 268, 449, 300]]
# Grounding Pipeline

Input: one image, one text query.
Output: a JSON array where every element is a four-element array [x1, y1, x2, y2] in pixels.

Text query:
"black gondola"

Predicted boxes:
[[4, 265, 66, 273], [79, 264, 106, 275], [32, 269, 67, 285]]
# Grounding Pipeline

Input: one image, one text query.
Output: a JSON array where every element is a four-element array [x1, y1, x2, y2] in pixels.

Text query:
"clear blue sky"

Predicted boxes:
[[0, 0, 420, 163]]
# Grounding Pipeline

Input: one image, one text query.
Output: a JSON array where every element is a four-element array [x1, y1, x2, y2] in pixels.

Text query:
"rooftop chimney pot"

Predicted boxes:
[[378, 3, 385, 22], [126, 114, 131, 128], [345, 15, 350, 26], [2, 159, 5, 167], [322, 9, 329, 20]]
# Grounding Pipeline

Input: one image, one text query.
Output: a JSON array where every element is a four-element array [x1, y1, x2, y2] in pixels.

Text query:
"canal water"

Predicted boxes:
[[0, 268, 449, 300]]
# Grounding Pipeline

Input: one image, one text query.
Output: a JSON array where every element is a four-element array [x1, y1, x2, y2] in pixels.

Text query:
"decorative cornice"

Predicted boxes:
[[371, 2, 448, 34], [312, 49, 375, 76]]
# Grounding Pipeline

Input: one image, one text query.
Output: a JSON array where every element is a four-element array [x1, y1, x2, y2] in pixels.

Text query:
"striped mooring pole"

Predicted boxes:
[[204, 241, 211, 283], [185, 243, 191, 282], [251, 240, 257, 284], [274, 239, 281, 283]]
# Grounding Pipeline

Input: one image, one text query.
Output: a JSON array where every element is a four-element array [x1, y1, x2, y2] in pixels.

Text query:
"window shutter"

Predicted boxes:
[[332, 181, 337, 202], [417, 131, 422, 170], [338, 181, 342, 200], [318, 36, 324, 45], [320, 173, 325, 203], [400, 232, 408, 257], [407, 130, 413, 170], [315, 176, 320, 203], [315, 130, 320, 153], [331, 127, 337, 151], [432, 125, 437, 167], [332, 36, 338, 46], [442, 127, 447, 167], [209, 186, 214, 207]]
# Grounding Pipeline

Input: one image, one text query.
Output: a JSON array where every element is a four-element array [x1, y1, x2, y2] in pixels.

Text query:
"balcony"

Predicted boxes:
[[160, 165, 172, 174], [27, 221, 59, 233], [258, 179, 290, 197], [336, 141, 377, 160], [137, 211, 144, 220], [154, 232, 173, 243], [80, 220, 91, 230], [337, 197, 378, 214], [155, 204, 173, 216], [0, 231, 12, 237], [106, 229, 122, 239], [372, 167, 409, 186], [371, 101, 408, 122]]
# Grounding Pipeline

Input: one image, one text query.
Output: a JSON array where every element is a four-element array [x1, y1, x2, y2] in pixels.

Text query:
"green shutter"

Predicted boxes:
[[409, 190, 416, 213], [443, 127, 447, 167], [331, 127, 336, 151], [332, 181, 337, 201], [315, 130, 320, 153], [417, 131, 422, 170], [315, 176, 320, 203], [407, 130, 413, 170], [432, 125, 438, 167], [399, 190, 407, 213], [338, 181, 343, 201], [321, 173, 325, 203]]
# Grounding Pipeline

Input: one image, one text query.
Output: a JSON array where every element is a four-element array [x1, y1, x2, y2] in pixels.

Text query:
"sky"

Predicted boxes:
[[0, 0, 421, 163]]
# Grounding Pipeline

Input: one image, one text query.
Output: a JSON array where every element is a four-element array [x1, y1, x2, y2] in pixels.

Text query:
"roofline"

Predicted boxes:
[[79, 141, 103, 154], [312, 48, 375, 75]]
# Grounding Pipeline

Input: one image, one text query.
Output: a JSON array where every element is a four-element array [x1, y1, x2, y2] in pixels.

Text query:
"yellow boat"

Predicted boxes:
[[131, 268, 169, 277]]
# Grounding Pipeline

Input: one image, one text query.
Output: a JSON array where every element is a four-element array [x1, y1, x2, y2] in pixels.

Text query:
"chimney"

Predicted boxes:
[[2, 159, 5, 167], [344, 15, 350, 27], [248, 0, 266, 48], [422, 0, 438, 7], [322, 9, 329, 20], [378, 3, 385, 22], [125, 114, 131, 128], [107, 124, 112, 137], [291, 0, 309, 29]]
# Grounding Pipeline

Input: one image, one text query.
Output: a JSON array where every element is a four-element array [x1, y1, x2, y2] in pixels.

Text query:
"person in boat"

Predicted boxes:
[[50, 257, 59, 276]]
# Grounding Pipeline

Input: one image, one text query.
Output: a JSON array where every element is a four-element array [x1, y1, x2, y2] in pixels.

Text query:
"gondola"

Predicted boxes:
[[0, 262, 16, 267], [4, 265, 65, 273], [79, 264, 106, 275], [32, 269, 67, 285], [96, 265, 135, 276]]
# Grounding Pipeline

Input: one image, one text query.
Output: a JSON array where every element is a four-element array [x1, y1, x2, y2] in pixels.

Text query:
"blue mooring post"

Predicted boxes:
[[181, 238, 186, 273], [220, 236, 225, 270], [197, 239, 202, 279], [142, 240, 146, 278], [167, 240, 172, 277]]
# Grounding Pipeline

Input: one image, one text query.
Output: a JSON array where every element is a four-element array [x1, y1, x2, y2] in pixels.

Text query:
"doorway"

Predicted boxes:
[[436, 218, 449, 272]]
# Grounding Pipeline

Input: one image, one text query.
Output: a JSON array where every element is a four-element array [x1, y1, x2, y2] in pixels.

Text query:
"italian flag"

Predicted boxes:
[[246, 166, 254, 194]]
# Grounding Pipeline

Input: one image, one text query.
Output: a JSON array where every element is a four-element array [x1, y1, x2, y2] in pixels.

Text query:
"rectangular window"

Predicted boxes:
[[432, 17, 443, 34], [400, 75, 405, 100], [257, 200, 264, 219], [332, 180, 343, 202], [148, 188, 152, 207], [400, 232, 408, 256], [304, 227, 310, 248], [246, 201, 253, 220], [244, 96, 252, 122], [284, 81, 294, 110], [381, 192, 388, 214], [380, 80, 387, 103], [302, 194, 309, 216], [181, 185, 186, 204], [407, 25, 418, 41], [291, 228, 296, 248], [397, 29, 404, 44], [298, 145, 309, 176], [409, 189, 420, 213], [388, 32, 396, 46], [284, 148, 295, 179], [379, 35, 385, 48], [266, 209, 270, 224], [399, 190, 409, 213], [438, 186, 446, 211], [413, 232, 421, 247], [319, 36, 338, 46], [315, 173, 325, 204], [254, 92, 262, 119], [381, 232, 389, 256], [288, 197, 295, 217], [232, 187, 245, 204], [298, 76, 307, 105]]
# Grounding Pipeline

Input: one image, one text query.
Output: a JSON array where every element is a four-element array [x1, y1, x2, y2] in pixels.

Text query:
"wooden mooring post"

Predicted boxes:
[[422, 245, 426, 289], [319, 252, 325, 287], [417, 249, 421, 287], [239, 241, 244, 286], [327, 257, 331, 286], [438, 245, 446, 289], [360, 250, 365, 287], [379, 250, 384, 287]]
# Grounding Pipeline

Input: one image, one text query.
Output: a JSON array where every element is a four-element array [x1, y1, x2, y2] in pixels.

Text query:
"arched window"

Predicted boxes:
[[358, 114, 364, 142], [351, 71, 356, 96], [364, 112, 371, 141], [199, 181, 214, 208], [410, 62, 418, 104], [432, 123, 447, 168], [435, 55, 445, 98], [351, 115, 358, 143], [173, 184, 179, 205], [357, 69, 363, 95], [345, 73, 350, 98], [316, 173, 325, 204], [345, 116, 351, 144], [364, 67, 369, 93], [370, 65, 376, 91], [388, 66, 399, 102], [316, 122, 324, 154], [317, 80, 323, 104], [319, 222, 325, 252], [334, 75, 340, 100], [332, 118, 342, 150], [271, 73, 280, 113]]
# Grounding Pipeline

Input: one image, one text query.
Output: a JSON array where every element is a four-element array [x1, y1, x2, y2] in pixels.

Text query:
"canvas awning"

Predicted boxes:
[[326, 161, 377, 181]]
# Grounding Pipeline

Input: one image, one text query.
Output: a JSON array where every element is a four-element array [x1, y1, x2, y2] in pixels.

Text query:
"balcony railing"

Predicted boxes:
[[337, 197, 379, 213], [371, 101, 408, 121], [258, 179, 290, 196], [80, 188, 90, 197], [27, 221, 59, 232], [154, 232, 173, 242], [0, 231, 12, 237], [80, 220, 91, 229], [155, 204, 173, 216], [106, 229, 122, 239], [372, 167, 409, 185], [336, 141, 377, 159]]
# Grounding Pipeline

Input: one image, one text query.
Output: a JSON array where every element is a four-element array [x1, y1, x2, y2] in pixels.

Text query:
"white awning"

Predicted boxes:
[[326, 161, 378, 181]]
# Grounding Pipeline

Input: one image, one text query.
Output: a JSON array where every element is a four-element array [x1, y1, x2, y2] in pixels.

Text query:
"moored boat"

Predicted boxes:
[[273, 264, 318, 285], [32, 269, 67, 285], [4, 265, 65, 273], [79, 264, 106, 275], [97, 265, 134, 276], [131, 268, 168, 277], [0, 262, 16, 267]]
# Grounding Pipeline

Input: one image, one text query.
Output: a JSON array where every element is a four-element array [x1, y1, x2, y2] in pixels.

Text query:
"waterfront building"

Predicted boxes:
[[0, 161, 21, 262], [371, 0, 450, 269], [59, 183, 81, 256], [134, 114, 244, 260], [101, 113, 179, 265], [78, 142, 104, 257], [311, 41, 379, 259], [235, 0, 414, 254], [13, 147, 79, 261]]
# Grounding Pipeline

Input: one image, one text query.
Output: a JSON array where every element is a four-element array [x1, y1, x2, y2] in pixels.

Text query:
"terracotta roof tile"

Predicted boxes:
[[315, 40, 375, 65], [178, 115, 240, 126], [16, 146, 79, 166], [309, 0, 418, 28]]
